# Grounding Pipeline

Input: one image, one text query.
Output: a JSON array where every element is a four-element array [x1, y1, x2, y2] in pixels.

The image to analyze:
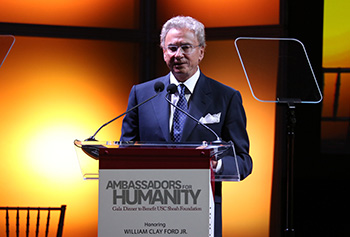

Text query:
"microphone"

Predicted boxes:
[[85, 81, 165, 141], [165, 84, 222, 143]]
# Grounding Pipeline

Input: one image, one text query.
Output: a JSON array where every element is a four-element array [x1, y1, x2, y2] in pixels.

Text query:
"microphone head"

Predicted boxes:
[[166, 84, 178, 94], [154, 81, 165, 92]]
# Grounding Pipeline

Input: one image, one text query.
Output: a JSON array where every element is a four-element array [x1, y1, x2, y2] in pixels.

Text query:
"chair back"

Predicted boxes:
[[0, 205, 66, 237]]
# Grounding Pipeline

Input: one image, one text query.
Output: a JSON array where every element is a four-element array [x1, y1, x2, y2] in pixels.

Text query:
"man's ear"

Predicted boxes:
[[198, 46, 205, 63], [162, 48, 168, 62]]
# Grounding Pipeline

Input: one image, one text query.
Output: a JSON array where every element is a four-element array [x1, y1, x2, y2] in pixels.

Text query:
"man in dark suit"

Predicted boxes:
[[121, 16, 252, 237]]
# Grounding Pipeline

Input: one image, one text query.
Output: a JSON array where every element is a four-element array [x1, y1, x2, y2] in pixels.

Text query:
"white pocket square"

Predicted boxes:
[[199, 112, 221, 124]]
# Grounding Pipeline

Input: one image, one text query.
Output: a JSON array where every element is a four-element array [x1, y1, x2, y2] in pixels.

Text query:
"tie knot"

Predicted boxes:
[[178, 84, 187, 95]]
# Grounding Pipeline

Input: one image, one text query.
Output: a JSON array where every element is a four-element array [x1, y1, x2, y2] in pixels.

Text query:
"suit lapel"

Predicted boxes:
[[181, 73, 211, 141], [151, 75, 171, 142]]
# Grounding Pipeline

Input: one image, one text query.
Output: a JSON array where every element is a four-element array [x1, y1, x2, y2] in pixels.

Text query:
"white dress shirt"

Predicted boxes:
[[169, 67, 200, 130], [168, 68, 222, 172]]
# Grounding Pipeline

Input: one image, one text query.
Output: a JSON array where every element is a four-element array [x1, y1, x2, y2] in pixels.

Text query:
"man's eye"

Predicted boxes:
[[181, 45, 191, 50], [168, 46, 178, 52]]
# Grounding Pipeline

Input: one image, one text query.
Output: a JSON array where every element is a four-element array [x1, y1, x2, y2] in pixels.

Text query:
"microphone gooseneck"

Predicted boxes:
[[85, 81, 165, 141], [165, 84, 222, 143]]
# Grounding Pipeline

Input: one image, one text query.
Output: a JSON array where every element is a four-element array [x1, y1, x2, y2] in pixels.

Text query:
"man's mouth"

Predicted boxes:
[[174, 61, 185, 67]]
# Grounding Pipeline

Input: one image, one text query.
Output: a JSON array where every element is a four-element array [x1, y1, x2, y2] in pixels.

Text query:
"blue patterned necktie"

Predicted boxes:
[[172, 84, 188, 142]]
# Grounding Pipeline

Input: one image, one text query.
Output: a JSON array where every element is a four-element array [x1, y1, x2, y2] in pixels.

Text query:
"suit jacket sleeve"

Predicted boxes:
[[120, 85, 140, 141], [219, 90, 252, 180]]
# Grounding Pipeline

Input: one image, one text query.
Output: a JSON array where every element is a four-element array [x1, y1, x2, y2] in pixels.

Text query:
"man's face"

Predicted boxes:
[[163, 28, 205, 82]]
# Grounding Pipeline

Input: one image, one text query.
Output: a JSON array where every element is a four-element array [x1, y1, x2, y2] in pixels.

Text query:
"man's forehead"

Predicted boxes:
[[165, 28, 198, 43]]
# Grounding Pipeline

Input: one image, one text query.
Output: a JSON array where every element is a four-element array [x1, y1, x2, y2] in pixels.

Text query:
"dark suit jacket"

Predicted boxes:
[[120, 72, 252, 236]]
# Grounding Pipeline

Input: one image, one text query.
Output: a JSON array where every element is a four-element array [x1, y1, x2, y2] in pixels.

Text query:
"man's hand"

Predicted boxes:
[[211, 160, 218, 169]]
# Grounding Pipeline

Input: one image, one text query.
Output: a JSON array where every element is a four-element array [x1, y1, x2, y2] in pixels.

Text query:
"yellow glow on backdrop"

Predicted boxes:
[[0, 37, 138, 236], [0, 0, 138, 28], [322, 0, 350, 141], [157, 0, 279, 27], [323, 0, 350, 67], [201, 41, 275, 236]]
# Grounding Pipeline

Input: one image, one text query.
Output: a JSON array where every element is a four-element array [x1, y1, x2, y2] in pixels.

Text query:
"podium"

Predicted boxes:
[[75, 140, 240, 237]]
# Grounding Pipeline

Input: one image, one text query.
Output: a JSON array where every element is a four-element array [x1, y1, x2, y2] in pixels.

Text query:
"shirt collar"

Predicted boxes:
[[169, 67, 200, 94]]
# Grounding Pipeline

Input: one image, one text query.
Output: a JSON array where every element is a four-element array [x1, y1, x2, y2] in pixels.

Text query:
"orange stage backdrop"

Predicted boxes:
[[0, 37, 275, 237], [0, 0, 138, 28], [1, 0, 280, 236], [202, 41, 276, 236], [157, 0, 279, 27], [0, 37, 139, 236]]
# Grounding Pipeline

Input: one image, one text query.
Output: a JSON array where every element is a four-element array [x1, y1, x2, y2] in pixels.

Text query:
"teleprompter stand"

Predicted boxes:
[[235, 37, 323, 236]]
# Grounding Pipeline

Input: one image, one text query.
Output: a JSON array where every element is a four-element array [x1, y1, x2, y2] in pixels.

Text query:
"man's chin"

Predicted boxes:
[[172, 71, 189, 82], [173, 65, 186, 71]]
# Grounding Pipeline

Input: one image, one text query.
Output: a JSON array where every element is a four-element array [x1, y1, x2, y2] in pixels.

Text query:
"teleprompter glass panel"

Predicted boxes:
[[235, 37, 323, 104], [0, 35, 15, 68]]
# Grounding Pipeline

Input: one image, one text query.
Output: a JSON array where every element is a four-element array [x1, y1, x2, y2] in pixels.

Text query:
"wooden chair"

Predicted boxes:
[[0, 205, 66, 237]]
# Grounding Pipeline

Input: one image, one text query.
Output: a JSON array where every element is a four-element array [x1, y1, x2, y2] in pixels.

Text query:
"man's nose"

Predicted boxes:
[[174, 47, 184, 57]]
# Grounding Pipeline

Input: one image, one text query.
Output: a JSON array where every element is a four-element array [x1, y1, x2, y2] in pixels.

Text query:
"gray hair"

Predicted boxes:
[[160, 16, 206, 48]]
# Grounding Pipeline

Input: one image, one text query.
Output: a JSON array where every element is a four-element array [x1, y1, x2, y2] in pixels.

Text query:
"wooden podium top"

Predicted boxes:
[[99, 146, 214, 170]]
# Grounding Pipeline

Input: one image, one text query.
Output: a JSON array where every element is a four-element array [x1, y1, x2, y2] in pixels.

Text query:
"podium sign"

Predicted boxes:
[[74, 140, 239, 236], [98, 146, 215, 237]]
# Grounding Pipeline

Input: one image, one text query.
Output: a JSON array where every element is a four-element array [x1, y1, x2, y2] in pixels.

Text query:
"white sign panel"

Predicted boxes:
[[98, 169, 213, 237]]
